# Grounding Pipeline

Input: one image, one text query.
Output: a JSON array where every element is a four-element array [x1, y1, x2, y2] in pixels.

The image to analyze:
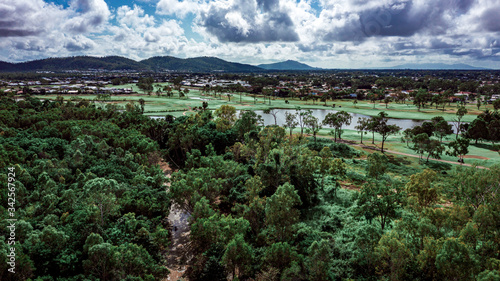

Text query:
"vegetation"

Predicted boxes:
[[2, 65, 500, 281], [0, 97, 169, 280]]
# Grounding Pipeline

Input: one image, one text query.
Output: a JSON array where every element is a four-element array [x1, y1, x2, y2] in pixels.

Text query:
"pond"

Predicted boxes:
[[150, 108, 457, 132], [253, 109, 443, 131]]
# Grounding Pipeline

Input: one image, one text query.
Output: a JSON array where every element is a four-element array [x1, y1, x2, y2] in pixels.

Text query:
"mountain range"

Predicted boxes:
[[0, 56, 490, 72], [0, 56, 264, 73], [385, 63, 489, 70]]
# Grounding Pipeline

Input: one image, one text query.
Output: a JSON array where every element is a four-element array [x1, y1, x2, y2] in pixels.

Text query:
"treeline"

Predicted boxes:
[[0, 97, 170, 280]]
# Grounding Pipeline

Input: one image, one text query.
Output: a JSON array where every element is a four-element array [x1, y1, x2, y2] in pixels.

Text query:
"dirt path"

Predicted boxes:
[[160, 162, 192, 281]]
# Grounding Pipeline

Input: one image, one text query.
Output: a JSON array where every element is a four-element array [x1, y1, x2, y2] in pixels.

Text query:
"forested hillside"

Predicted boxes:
[[0, 56, 263, 73], [1, 97, 500, 280]]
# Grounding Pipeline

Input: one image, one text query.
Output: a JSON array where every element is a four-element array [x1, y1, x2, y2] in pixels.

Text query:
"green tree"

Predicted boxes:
[[214, 105, 237, 132], [432, 116, 453, 142], [450, 165, 500, 213], [138, 98, 145, 114], [467, 117, 489, 144], [435, 238, 477, 280], [453, 106, 468, 139], [493, 99, 500, 111], [424, 139, 445, 162], [413, 88, 429, 111], [304, 114, 322, 142], [366, 153, 388, 179], [296, 107, 312, 136], [355, 117, 370, 144], [411, 133, 430, 161], [83, 243, 118, 281], [263, 242, 301, 277], [323, 111, 352, 142], [221, 234, 254, 279], [406, 169, 439, 210], [357, 179, 404, 231], [183, 87, 190, 99], [446, 137, 470, 162], [383, 96, 392, 108], [374, 112, 401, 153], [83, 178, 119, 226], [306, 240, 334, 281], [265, 183, 302, 242], [401, 128, 414, 147], [374, 231, 413, 280], [284, 111, 298, 137]]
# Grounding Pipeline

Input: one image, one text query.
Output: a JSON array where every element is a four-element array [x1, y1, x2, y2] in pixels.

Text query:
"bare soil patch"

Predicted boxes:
[[339, 180, 361, 191]]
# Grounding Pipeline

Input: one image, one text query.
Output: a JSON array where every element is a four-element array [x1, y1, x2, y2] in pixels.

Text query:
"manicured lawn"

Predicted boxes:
[[35, 86, 486, 123], [34, 89, 498, 167], [315, 128, 500, 168]]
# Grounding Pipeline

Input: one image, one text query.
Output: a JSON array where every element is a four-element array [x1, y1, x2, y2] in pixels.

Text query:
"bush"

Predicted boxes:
[[306, 138, 359, 158], [347, 170, 365, 183]]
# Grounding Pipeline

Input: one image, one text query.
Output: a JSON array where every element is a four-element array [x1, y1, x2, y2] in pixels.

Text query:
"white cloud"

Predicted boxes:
[[0, 0, 499, 68], [156, 0, 200, 18], [64, 0, 111, 33]]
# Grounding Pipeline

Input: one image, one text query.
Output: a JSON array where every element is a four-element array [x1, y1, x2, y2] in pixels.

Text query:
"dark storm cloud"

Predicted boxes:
[[428, 39, 457, 49], [481, 7, 500, 32], [0, 4, 43, 37], [443, 48, 500, 60], [297, 43, 332, 52], [200, 0, 299, 43], [322, 16, 366, 42], [0, 28, 39, 37], [65, 40, 94, 51], [323, 0, 476, 42]]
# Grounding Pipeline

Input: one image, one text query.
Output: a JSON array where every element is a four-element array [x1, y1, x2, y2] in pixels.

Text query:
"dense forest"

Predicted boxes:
[[0, 97, 169, 280], [1, 97, 500, 280]]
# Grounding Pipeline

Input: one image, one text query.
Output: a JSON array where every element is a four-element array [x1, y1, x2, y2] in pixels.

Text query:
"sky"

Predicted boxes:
[[1, 0, 500, 69]]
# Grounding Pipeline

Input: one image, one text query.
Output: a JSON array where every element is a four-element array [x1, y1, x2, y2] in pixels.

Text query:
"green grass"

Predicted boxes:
[[33, 89, 499, 167], [314, 128, 500, 168], [34, 87, 485, 122]]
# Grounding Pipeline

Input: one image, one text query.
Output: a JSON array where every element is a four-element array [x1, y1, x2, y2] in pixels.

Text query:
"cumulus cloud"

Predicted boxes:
[[93, 5, 188, 60], [0, 0, 110, 61], [65, 35, 96, 51], [1, 0, 500, 68], [198, 0, 299, 43], [156, 0, 200, 18], [64, 0, 111, 33], [0, 0, 68, 37]]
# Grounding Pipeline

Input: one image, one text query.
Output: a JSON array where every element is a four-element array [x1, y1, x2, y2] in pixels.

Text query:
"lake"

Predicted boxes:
[[151, 108, 457, 132]]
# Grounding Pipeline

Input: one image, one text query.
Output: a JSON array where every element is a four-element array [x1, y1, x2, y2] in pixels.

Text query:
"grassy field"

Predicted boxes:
[[315, 128, 500, 168], [32, 85, 499, 166], [35, 83, 487, 121]]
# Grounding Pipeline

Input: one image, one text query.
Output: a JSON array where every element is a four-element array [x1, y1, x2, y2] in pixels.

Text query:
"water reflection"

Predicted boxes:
[[150, 109, 456, 132], [253, 109, 428, 131]]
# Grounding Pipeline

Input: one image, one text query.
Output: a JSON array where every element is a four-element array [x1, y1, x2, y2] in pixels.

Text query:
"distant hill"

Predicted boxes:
[[258, 60, 318, 70], [386, 63, 488, 70], [0, 61, 15, 72], [15, 56, 147, 72], [140, 56, 262, 72], [0, 55, 264, 73]]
